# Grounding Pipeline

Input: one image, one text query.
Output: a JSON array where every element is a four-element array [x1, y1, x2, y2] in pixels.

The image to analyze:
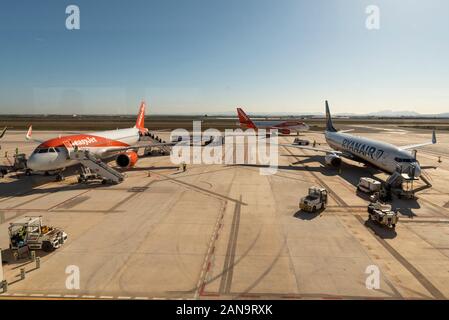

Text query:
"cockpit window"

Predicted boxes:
[[34, 147, 63, 154], [394, 157, 414, 163]]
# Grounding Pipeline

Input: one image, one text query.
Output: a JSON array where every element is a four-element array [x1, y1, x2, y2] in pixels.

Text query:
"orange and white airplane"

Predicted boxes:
[[236, 107, 309, 134], [25, 101, 171, 178]]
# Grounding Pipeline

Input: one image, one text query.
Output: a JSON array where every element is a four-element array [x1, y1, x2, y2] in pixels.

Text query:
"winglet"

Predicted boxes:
[[0, 126, 6, 139], [325, 100, 337, 132], [26, 125, 32, 140]]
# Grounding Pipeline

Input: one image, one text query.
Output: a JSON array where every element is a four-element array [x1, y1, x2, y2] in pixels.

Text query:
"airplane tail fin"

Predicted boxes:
[[325, 101, 337, 132], [236, 107, 257, 129], [26, 125, 33, 140], [134, 101, 147, 133]]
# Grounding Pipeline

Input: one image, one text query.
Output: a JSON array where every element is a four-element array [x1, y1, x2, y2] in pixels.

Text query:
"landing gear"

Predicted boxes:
[[56, 173, 65, 182], [25, 169, 32, 176]]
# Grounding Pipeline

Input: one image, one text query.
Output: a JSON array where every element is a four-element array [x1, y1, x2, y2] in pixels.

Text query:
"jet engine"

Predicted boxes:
[[324, 153, 342, 167], [278, 128, 291, 135], [116, 151, 138, 168]]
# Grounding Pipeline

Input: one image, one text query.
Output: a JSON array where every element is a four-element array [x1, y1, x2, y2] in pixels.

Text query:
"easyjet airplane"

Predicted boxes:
[[25, 102, 171, 179], [236, 107, 309, 134]]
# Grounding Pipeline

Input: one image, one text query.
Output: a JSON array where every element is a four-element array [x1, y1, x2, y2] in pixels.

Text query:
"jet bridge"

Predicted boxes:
[[64, 141, 124, 184]]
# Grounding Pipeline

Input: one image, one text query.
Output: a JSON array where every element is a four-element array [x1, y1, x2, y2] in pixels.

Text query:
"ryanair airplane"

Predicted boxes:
[[282, 101, 437, 180]]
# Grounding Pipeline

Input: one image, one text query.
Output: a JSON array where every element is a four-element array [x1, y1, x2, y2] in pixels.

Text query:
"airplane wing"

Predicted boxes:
[[398, 130, 436, 150], [338, 129, 354, 133], [279, 143, 343, 155], [25, 125, 45, 143], [0, 127, 7, 139], [103, 141, 176, 154]]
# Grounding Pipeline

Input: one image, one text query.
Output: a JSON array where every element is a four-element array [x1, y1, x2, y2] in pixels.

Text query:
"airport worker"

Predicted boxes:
[[17, 227, 26, 244], [182, 161, 186, 172], [313, 140, 316, 148]]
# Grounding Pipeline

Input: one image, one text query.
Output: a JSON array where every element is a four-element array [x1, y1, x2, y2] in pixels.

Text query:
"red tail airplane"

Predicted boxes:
[[236, 108, 309, 134]]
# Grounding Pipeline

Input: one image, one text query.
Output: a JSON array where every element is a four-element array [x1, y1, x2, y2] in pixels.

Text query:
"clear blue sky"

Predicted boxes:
[[0, 0, 448, 114]]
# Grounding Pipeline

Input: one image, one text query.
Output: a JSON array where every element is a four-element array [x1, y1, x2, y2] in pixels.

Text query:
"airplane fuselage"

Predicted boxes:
[[325, 131, 421, 178], [239, 121, 309, 133], [27, 128, 140, 172]]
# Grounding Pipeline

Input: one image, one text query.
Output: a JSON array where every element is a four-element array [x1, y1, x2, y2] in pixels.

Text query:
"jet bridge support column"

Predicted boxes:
[[0, 249, 3, 282], [0, 248, 5, 293]]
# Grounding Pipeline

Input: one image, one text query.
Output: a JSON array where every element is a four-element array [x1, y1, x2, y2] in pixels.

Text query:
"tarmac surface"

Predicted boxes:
[[0, 125, 448, 300]]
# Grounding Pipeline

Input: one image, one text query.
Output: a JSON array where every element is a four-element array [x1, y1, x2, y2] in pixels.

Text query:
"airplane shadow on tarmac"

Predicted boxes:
[[119, 165, 179, 172], [390, 198, 421, 218], [248, 154, 423, 218], [0, 172, 111, 199], [281, 152, 377, 187], [1, 247, 53, 267], [0, 161, 180, 199]]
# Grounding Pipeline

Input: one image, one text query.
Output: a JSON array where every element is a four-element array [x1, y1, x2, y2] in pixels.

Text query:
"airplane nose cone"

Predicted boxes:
[[26, 154, 37, 171]]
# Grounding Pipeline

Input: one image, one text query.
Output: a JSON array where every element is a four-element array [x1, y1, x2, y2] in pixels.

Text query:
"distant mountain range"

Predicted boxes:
[[199, 109, 449, 118], [1, 109, 448, 118], [366, 110, 422, 117]]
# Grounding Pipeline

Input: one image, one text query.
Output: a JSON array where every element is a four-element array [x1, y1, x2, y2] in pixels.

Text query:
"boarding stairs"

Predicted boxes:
[[63, 141, 124, 184], [140, 132, 172, 154]]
